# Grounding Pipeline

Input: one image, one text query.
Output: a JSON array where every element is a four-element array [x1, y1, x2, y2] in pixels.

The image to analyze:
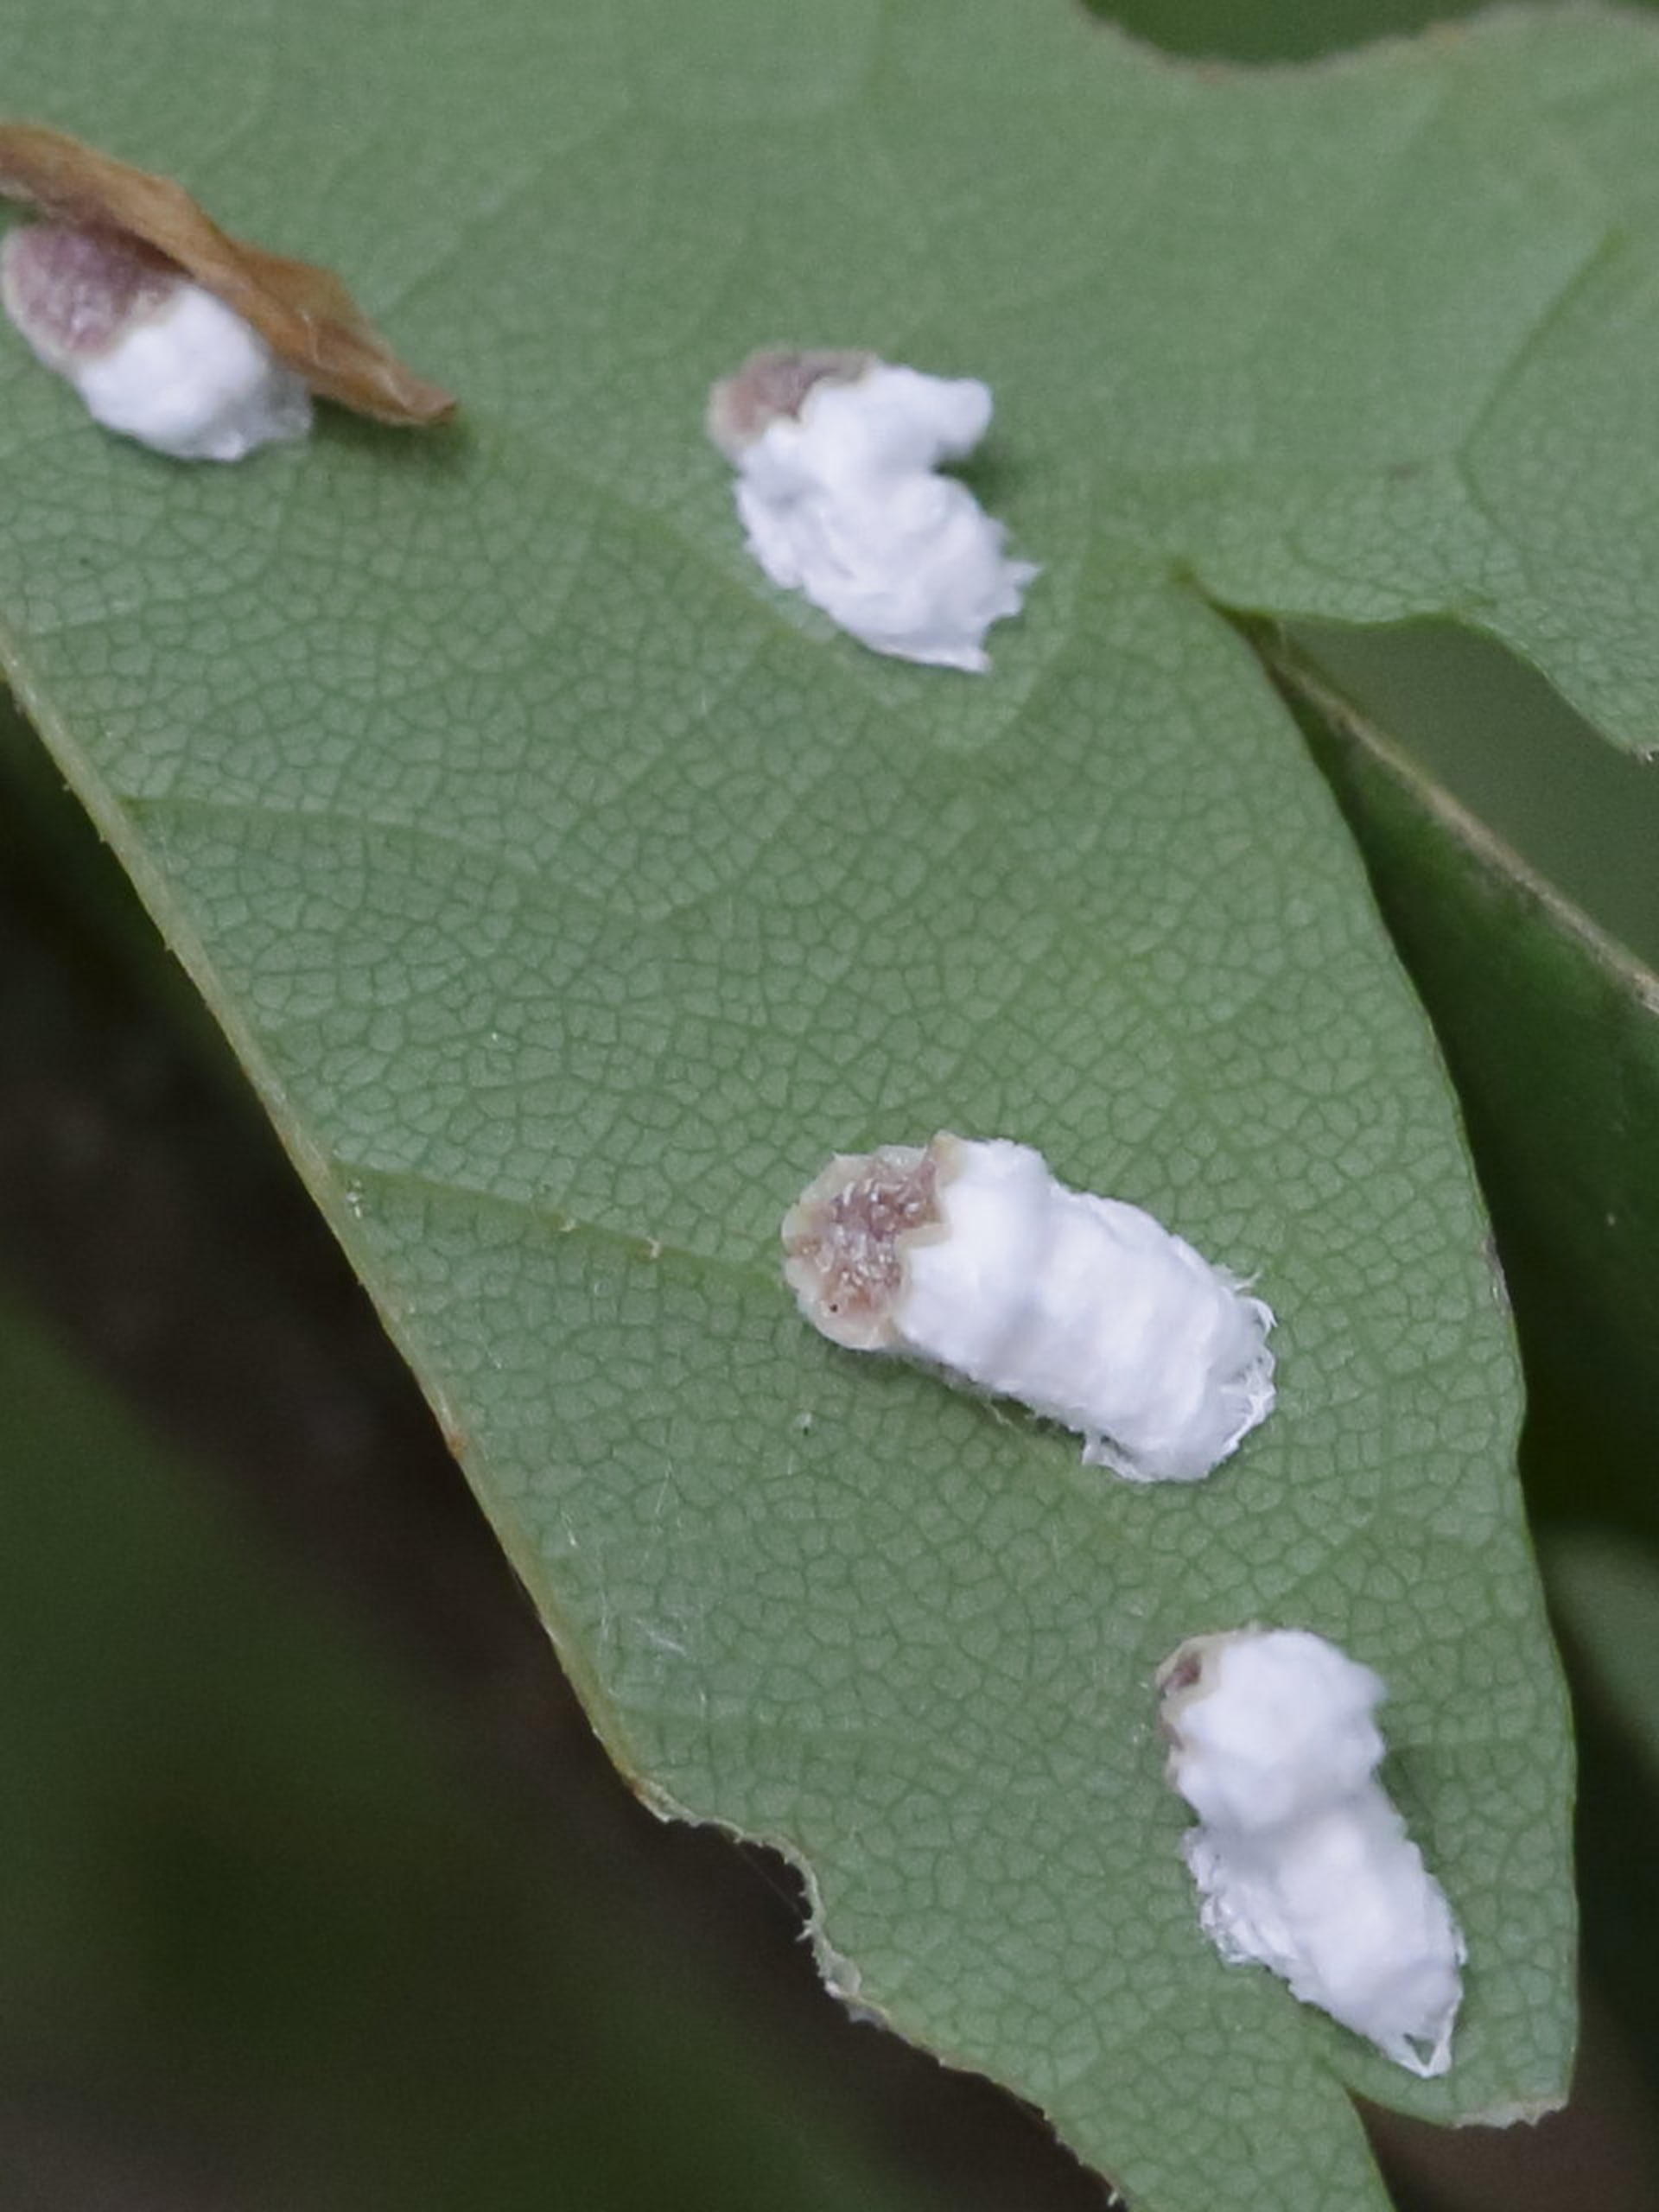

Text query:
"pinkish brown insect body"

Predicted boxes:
[[1, 222, 176, 370], [781, 1141, 945, 1351], [705, 346, 875, 461], [2, 214, 312, 461], [1154, 1633, 1218, 1723]]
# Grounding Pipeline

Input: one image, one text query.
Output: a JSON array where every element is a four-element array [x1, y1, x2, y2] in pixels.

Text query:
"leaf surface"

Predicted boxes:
[[0, 3, 1622, 2206], [1273, 625, 1659, 1504]]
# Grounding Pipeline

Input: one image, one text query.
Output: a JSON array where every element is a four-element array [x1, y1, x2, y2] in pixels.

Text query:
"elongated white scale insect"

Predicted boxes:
[[782, 1135, 1274, 1483], [2, 223, 311, 461], [707, 348, 1037, 671], [1158, 1627, 1465, 2077]]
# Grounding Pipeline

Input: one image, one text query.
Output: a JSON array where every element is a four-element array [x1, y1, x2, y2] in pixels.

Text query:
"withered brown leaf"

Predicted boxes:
[[0, 121, 455, 426]]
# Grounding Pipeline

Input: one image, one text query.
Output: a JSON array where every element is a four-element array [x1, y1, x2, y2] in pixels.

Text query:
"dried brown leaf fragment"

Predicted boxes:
[[0, 121, 455, 425]]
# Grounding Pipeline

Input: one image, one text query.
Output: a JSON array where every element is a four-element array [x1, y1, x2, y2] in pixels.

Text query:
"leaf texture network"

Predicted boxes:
[[2, 2, 1637, 2206]]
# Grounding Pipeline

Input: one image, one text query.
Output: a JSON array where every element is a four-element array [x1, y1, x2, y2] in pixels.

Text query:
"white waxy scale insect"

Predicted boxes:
[[1158, 1626, 1465, 2077], [782, 1134, 1274, 1483], [2, 221, 311, 461], [707, 347, 1037, 672]]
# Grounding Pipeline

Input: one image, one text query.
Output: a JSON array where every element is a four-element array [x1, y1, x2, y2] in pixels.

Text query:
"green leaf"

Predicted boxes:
[[1270, 623, 1659, 1525], [0, 3, 1617, 2205], [1285, 619, 1659, 975], [1090, 0, 1478, 65], [1549, 1531, 1659, 1785], [1543, 1525, 1659, 2095]]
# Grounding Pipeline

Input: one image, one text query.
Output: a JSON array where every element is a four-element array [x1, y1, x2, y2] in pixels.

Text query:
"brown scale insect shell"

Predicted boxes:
[[1154, 1629, 1259, 1758], [706, 346, 875, 461], [1, 221, 177, 372], [781, 1135, 964, 1353]]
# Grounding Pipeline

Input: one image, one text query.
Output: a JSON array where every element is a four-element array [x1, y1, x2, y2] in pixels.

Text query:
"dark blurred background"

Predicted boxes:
[[5, 5, 1659, 2209]]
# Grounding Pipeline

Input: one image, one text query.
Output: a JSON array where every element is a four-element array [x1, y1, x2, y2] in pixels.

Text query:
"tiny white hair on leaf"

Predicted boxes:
[[1158, 1626, 1465, 2078], [707, 347, 1037, 672], [781, 1134, 1274, 1483], [3, 222, 311, 461]]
